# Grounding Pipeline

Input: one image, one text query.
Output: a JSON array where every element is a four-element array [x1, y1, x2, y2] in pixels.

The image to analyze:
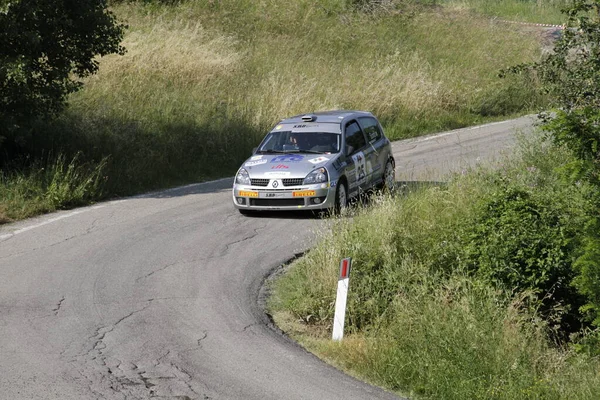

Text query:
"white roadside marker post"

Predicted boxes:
[[332, 257, 352, 341]]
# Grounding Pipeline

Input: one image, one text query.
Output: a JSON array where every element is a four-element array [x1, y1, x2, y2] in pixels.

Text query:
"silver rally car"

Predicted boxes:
[[232, 110, 395, 214]]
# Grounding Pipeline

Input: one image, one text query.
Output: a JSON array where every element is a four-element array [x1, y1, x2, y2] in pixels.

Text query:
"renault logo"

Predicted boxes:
[[272, 181, 279, 188]]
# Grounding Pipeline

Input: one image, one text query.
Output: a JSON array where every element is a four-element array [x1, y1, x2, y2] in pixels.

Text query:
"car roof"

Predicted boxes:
[[269, 110, 376, 134], [278, 110, 375, 125]]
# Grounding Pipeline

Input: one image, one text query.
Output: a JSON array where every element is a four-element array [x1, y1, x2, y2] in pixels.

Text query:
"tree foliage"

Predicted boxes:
[[507, 1, 600, 183], [506, 1, 600, 334], [0, 0, 125, 156]]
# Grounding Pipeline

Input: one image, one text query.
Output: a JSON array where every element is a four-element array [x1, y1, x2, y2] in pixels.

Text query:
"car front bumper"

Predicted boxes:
[[232, 182, 335, 211]]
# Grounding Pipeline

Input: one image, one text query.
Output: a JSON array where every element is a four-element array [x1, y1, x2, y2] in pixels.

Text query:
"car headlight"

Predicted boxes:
[[303, 167, 328, 185], [235, 168, 251, 185]]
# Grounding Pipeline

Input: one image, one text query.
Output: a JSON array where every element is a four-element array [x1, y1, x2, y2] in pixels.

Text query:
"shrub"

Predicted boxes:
[[460, 179, 587, 336], [573, 223, 600, 328]]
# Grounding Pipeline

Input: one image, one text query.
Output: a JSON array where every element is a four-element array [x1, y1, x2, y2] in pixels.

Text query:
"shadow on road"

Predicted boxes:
[[136, 177, 234, 199], [240, 209, 326, 220]]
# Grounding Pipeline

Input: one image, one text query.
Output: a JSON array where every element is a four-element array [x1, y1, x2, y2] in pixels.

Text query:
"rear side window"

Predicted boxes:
[[345, 121, 366, 152], [358, 117, 382, 143]]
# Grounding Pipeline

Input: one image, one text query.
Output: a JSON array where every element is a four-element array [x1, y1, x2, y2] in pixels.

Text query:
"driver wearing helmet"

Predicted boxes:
[[288, 132, 310, 150]]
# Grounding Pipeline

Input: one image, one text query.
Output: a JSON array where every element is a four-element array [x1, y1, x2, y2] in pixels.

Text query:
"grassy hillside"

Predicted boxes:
[[267, 2, 600, 398], [269, 135, 600, 399], [1, 0, 547, 221]]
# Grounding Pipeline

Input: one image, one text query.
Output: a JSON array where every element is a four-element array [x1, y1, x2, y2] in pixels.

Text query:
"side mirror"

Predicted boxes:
[[345, 145, 354, 156]]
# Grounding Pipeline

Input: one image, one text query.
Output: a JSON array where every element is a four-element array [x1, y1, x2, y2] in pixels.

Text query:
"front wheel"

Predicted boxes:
[[334, 181, 348, 213], [382, 159, 395, 192]]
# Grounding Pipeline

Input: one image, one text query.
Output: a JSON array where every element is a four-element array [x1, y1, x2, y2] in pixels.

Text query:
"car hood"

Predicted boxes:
[[242, 153, 336, 178]]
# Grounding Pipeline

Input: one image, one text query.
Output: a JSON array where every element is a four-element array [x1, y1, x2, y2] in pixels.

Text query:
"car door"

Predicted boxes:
[[358, 116, 387, 187], [343, 120, 370, 196]]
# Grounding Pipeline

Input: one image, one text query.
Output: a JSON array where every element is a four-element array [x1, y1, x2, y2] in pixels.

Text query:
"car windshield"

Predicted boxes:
[[256, 131, 340, 154]]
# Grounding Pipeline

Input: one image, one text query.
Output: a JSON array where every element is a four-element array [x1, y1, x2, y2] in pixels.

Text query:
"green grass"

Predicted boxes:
[[0, 154, 107, 222], [1, 0, 552, 221], [440, 0, 571, 25], [269, 135, 600, 399]]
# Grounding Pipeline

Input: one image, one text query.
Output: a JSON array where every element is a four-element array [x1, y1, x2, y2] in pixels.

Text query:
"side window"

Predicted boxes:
[[358, 117, 382, 143], [345, 121, 366, 154]]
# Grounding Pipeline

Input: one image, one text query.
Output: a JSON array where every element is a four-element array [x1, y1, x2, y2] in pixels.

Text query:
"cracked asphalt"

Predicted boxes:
[[0, 116, 535, 399]]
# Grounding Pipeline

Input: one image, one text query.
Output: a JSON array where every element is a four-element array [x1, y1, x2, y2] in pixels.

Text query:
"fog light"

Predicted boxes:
[[237, 197, 245, 205], [313, 198, 321, 204]]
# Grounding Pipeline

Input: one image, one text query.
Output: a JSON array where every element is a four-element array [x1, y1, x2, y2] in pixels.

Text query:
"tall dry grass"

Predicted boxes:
[[2, 0, 549, 219]]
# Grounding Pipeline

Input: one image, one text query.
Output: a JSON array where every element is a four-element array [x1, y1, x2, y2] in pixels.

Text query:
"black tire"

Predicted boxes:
[[382, 159, 396, 192], [334, 180, 348, 213]]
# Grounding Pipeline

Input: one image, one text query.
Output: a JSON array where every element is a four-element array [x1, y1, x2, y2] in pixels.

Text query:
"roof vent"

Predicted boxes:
[[301, 114, 316, 122]]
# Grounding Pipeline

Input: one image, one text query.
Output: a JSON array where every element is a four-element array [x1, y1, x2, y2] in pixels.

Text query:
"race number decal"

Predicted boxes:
[[352, 152, 366, 186]]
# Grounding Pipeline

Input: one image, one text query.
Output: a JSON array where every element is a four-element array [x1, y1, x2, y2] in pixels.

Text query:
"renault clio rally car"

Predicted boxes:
[[232, 110, 395, 214]]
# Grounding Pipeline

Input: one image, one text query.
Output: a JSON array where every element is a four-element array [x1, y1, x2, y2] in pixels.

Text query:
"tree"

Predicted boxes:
[[0, 0, 125, 156], [506, 1, 600, 184], [506, 1, 600, 336]]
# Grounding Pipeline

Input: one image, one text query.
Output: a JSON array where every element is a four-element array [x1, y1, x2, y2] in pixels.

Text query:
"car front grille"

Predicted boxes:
[[282, 178, 304, 187], [251, 178, 269, 187], [250, 198, 305, 207], [251, 178, 304, 187]]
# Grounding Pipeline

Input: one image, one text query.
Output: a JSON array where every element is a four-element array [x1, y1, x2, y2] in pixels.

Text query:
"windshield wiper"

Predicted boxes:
[[258, 149, 330, 154], [259, 149, 303, 154], [259, 149, 292, 154], [297, 150, 325, 154]]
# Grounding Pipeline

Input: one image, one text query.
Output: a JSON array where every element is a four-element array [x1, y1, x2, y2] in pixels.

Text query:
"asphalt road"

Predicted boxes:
[[0, 115, 535, 400]]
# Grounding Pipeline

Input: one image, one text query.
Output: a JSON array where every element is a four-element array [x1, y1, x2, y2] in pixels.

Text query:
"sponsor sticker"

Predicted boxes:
[[245, 159, 268, 167], [261, 192, 287, 198], [293, 190, 316, 197], [250, 155, 263, 161], [265, 171, 291, 177], [308, 156, 329, 164], [239, 190, 258, 198], [271, 164, 289, 169], [271, 155, 304, 163]]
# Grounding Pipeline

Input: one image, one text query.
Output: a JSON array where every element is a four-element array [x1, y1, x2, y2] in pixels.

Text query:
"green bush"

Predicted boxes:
[[459, 178, 587, 336], [573, 223, 600, 329]]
